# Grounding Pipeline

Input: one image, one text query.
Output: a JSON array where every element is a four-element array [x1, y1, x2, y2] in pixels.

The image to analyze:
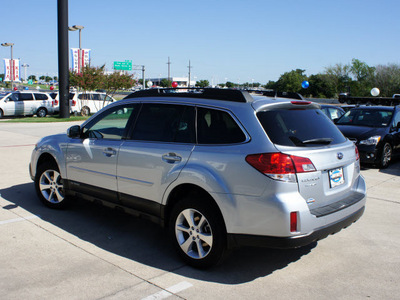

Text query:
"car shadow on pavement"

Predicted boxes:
[[379, 157, 400, 176], [0, 182, 315, 284]]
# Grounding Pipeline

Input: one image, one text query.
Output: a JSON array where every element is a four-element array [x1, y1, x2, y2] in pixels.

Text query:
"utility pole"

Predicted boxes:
[[187, 60, 193, 87], [58, 0, 70, 118], [167, 57, 171, 86]]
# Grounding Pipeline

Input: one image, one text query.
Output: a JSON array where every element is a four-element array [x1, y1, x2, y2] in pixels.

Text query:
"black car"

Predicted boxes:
[[335, 105, 400, 168]]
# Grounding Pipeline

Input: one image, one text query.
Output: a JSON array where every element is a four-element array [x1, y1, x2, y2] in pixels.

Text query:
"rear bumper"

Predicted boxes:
[[227, 206, 364, 249]]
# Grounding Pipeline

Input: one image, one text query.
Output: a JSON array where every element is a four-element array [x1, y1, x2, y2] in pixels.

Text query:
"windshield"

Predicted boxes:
[[336, 109, 393, 127], [257, 108, 346, 147]]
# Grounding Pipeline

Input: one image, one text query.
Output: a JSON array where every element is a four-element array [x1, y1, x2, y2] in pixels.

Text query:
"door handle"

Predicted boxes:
[[103, 147, 117, 157], [162, 153, 182, 163]]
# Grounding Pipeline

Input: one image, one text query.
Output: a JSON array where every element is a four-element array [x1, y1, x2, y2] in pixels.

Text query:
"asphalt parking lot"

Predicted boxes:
[[1, 121, 399, 300]]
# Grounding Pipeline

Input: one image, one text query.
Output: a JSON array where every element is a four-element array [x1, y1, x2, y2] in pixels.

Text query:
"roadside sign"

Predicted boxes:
[[28, 79, 33, 85], [114, 60, 132, 71]]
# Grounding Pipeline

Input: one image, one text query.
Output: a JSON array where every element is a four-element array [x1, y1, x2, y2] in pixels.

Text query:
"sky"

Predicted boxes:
[[2, 0, 400, 84]]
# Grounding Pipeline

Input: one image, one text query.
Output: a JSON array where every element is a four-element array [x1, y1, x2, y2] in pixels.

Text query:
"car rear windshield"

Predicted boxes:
[[257, 108, 347, 147], [335, 108, 393, 127]]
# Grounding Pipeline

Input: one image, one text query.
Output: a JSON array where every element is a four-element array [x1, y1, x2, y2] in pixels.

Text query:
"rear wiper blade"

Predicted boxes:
[[302, 138, 333, 144]]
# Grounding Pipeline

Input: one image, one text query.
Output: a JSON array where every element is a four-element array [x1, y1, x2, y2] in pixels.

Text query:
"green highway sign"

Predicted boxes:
[[113, 60, 132, 71]]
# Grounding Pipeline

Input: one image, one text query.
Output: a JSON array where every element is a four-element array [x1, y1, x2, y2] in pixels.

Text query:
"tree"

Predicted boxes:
[[225, 81, 235, 88], [324, 63, 352, 96], [28, 75, 37, 81], [348, 59, 375, 96], [274, 69, 307, 94], [307, 74, 336, 98], [373, 64, 400, 97], [70, 65, 105, 91], [103, 71, 135, 97], [160, 78, 172, 87], [195, 80, 209, 88]]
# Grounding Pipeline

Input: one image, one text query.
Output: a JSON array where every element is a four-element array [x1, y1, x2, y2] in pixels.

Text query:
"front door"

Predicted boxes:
[[66, 104, 138, 203]]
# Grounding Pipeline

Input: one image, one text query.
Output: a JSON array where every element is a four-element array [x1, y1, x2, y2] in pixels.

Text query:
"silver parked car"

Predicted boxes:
[[29, 88, 366, 268]]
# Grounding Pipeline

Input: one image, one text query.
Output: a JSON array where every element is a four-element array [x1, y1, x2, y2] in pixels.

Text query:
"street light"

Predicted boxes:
[[69, 25, 84, 72], [1, 42, 14, 89], [21, 64, 29, 82]]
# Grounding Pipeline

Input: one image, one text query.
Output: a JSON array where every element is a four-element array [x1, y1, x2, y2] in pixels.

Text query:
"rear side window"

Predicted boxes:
[[257, 109, 346, 147], [34, 93, 48, 100], [197, 107, 246, 144], [132, 103, 195, 143]]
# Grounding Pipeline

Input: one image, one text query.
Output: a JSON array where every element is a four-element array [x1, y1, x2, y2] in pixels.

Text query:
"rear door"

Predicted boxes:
[[117, 103, 195, 210]]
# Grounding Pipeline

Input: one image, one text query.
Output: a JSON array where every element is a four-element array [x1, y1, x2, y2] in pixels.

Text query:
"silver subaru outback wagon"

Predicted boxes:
[[29, 88, 366, 268]]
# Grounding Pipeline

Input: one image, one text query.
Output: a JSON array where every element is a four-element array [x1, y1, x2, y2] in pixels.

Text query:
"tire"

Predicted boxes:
[[36, 108, 47, 118], [0, 109, 3, 118], [169, 196, 227, 268], [81, 106, 90, 116], [379, 142, 392, 169], [35, 161, 69, 209]]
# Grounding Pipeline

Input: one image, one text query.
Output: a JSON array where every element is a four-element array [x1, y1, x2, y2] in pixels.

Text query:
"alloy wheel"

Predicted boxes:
[[39, 169, 64, 204], [175, 208, 213, 259]]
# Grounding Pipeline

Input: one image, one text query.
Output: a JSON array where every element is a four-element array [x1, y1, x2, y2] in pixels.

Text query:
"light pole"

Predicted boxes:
[[1, 43, 14, 89], [21, 64, 29, 82], [69, 25, 84, 72]]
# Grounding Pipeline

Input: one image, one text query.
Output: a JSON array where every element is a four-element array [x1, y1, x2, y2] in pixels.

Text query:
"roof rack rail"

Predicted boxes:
[[244, 89, 305, 100], [124, 88, 254, 103]]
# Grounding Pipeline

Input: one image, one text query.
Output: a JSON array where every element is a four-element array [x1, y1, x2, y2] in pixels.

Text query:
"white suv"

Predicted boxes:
[[0, 91, 54, 118], [52, 91, 115, 116]]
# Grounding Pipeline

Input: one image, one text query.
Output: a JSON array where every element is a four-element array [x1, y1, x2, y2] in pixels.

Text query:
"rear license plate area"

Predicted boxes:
[[329, 167, 344, 188]]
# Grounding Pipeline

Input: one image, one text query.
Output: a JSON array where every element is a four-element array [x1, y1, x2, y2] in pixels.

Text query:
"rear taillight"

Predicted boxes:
[[72, 100, 76, 106], [245, 153, 316, 182]]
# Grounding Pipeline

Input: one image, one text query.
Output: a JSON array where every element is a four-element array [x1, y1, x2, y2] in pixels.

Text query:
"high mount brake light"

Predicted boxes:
[[291, 101, 312, 105], [245, 153, 316, 182]]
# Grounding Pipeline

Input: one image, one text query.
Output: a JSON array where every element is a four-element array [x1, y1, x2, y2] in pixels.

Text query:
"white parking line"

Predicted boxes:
[[0, 215, 39, 225], [142, 281, 193, 300]]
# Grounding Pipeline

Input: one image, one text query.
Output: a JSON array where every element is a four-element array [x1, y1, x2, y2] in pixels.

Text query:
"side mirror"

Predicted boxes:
[[67, 125, 81, 138]]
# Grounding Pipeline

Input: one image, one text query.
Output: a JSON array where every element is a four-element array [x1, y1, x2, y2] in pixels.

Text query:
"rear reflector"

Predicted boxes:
[[290, 212, 298, 232], [355, 146, 360, 161]]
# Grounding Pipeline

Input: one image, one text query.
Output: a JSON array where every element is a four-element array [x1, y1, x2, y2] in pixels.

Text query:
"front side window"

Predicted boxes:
[[336, 109, 393, 127], [78, 93, 91, 100], [257, 109, 346, 147], [197, 107, 246, 144], [132, 103, 195, 143], [82, 104, 138, 140]]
